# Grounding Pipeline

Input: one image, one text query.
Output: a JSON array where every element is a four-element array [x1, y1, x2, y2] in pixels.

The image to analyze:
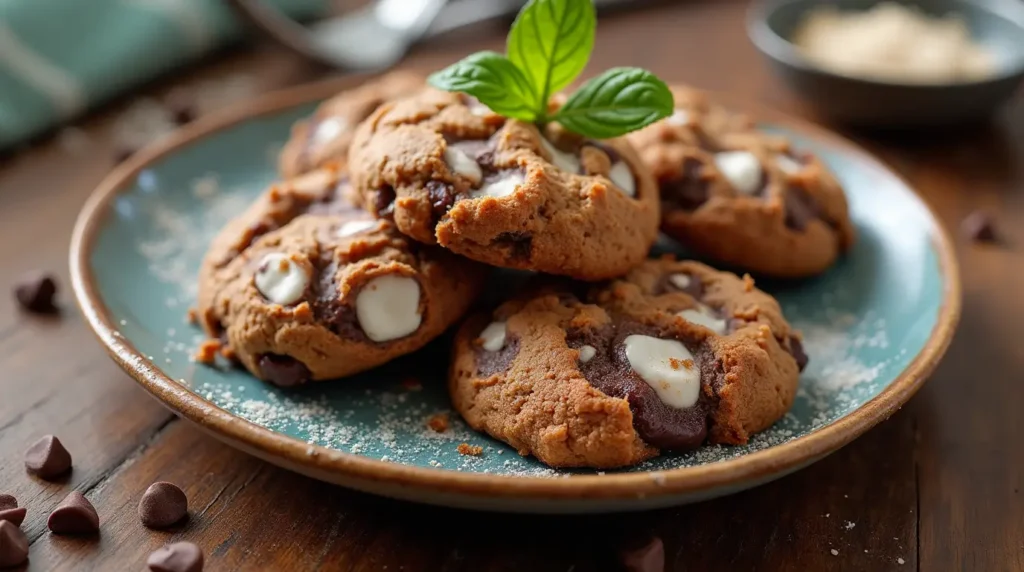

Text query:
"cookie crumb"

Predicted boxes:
[[426, 413, 449, 433], [457, 443, 483, 456], [830, 549, 838, 556], [897, 557, 905, 565], [742, 273, 755, 292], [186, 308, 198, 324], [193, 340, 222, 364]]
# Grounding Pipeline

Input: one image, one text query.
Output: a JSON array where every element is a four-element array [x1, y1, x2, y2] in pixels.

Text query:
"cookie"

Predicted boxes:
[[196, 167, 487, 386], [629, 86, 856, 278], [347, 88, 660, 280], [449, 257, 804, 468], [278, 71, 423, 178]]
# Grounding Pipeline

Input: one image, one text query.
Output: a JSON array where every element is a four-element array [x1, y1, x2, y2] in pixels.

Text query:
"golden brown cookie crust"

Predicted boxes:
[[197, 168, 487, 386], [347, 88, 660, 280], [629, 85, 856, 278], [278, 71, 423, 178], [450, 257, 803, 468]]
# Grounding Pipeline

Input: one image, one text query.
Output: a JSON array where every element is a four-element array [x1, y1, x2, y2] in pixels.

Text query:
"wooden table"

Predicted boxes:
[[1, 1, 1021, 570]]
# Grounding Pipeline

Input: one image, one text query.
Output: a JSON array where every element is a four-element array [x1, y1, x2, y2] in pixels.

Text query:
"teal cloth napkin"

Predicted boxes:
[[0, 0, 325, 149]]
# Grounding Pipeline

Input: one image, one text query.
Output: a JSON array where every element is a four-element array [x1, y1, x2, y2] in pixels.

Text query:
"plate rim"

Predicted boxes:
[[69, 75, 962, 502]]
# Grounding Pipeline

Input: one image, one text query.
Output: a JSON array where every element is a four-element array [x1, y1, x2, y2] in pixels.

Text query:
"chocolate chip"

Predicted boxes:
[[25, 435, 72, 479], [47, 491, 99, 535], [257, 354, 312, 387], [14, 271, 58, 313], [494, 231, 532, 261], [374, 185, 396, 218], [620, 537, 665, 572], [147, 541, 204, 572], [662, 157, 709, 211], [0, 508, 26, 527], [961, 210, 997, 243], [783, 187, 819, 231], [139, 482, 188, 529], [0, 521, 29, 568], [788, 335, 809, 372], [426, 181, 457, 220], [0, 495, 15, 511]]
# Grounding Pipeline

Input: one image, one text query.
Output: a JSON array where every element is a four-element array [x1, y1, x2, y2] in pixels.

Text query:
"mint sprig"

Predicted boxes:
[[427, 0, 673, 139]]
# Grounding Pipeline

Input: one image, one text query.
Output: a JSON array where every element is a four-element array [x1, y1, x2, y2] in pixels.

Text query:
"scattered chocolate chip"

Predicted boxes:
[[25, 435, 72, 479], [139, 482, 188, 529], [0, 495, 15, 511], [374, 185, 396, 219], [0, 521, 29, 568], [164, 90, 196, 125], [0, 506, 25, 528], [257, 354, 312, 387], [14, 271, 58, 313], [788, 335, 809, 372], [426, 181, 457, 220], [961, 210, 997, 243], [147, 541, 204, 572], [47, 491, 99, 535], [620, 537, 665, 572]]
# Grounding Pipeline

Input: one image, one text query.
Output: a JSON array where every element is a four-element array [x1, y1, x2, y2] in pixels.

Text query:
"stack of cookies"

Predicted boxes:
[[196, 74, 855, 468]]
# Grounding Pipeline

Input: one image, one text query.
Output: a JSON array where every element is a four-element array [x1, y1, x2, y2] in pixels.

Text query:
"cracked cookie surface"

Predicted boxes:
[[629, 85, 856, 278], [196, 167, 487, 386], [279, 71, 423, 178], [347, 88, 660, 280], [449, 257, 804, 468]]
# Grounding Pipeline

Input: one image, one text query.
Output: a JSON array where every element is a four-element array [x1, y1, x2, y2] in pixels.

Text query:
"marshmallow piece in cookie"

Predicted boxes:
[[667, 109, 691, 126], [355, 275, 422, 342], [255, 253, 309, 305], [541, 138, 581, 174], [445, 147, 483, 185], [472, 171, 524, 199], [608, 161, 636, 197], [479, 321, 507, 351], [678, 305, 727, 335], [623, 335, 700, 408], [776, 154, 803, 175], [312, 117, 347, 146], [578, 345, 597, 363], [714, 151, 763, 195], [668, 273, 692, 290], [336, 220, 379, 237]]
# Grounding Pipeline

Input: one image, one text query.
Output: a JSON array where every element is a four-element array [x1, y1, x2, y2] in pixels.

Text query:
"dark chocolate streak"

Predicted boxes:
[[257, 353, 311, 387], [569, 320, 716, 451], [661, 157, 709, 211], [475, 334, 521, 378]]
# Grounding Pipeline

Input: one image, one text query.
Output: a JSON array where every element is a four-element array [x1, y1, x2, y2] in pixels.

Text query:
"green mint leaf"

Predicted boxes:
[[507, 0, 596, 115], [553, 67, 674, 139], [427, 51, 539, 121]]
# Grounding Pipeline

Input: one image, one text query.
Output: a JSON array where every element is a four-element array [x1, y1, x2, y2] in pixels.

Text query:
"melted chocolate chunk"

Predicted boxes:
[[257, 354, 311, 387], [309, 259, 370, 343], [426, 181, 457, 221], [374, 185, 396, 219], [787, 335, 809, 372], [476, 335, 520, 377], [494, 231, 532, 261], [662, 157, 709, 211], [783, 186, 820, 231], [569, 320, 714, 450]]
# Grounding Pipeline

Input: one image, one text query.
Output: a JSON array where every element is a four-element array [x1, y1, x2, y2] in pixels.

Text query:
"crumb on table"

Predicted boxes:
[[401, 377, 423, 391], [219, 344, 237, 361], [457, 443, 483, 456], [426, 413, 449, 433], [193, 339, 222, 364], [186, 307, 198, 324]]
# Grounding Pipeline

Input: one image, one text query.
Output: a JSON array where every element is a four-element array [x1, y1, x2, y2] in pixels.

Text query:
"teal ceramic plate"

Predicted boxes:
[[71, 78, 960, 513]]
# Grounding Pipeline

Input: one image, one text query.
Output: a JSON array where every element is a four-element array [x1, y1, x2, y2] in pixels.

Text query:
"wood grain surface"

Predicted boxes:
[[1, 1, 1021, 570]]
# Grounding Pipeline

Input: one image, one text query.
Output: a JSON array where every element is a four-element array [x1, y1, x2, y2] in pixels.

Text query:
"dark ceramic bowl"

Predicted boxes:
[[748, 0, 1024, 127]]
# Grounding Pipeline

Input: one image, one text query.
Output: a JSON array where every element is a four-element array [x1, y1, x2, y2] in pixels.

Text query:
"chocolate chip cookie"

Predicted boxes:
[[278, 71, 423, 178], [449, 257, 804, 468], [629, 85, 856, 278], [196, 167, 487, 386], [347, 88, 660, 280]]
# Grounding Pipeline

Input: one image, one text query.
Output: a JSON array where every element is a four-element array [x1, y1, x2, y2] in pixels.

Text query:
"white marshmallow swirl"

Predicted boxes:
[[254, 253, 309, 305], [355, 275, 422, 342], [623, 335, 701, 408]]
